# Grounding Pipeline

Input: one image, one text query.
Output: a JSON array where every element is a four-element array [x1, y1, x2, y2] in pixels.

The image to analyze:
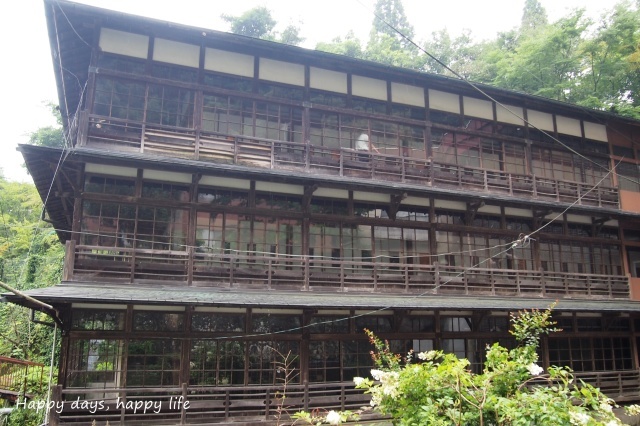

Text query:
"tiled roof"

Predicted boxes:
[[6, 282, 640, 313]]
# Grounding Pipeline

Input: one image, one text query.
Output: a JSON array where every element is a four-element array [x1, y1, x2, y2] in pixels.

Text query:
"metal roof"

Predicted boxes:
[[7, 282, 640, 313]]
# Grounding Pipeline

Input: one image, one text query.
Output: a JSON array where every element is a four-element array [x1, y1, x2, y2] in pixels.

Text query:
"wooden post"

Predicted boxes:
[[180, 383, 188, 425], [48, 385, 62, 426], [63, 240, 75, 281]]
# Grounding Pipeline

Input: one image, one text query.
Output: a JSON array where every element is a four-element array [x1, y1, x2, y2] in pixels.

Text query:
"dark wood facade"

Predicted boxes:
[[9, 1, 640, 424]]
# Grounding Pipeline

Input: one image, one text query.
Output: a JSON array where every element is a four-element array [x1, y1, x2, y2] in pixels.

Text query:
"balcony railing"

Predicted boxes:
[[47, 370, 640, 425], [49, 381, 372, 425], [82, 116, 619, 209], [0, 356, 45, 400], [65, 241, 630, 300]]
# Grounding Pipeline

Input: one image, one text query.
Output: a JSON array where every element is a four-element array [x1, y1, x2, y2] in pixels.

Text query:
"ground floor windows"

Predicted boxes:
[[65, 308, 638, 391], [127, 339, 182, 387], [190, 340, 245, 386], [67, 339, 124, 389], [548, 337, 633, 372]]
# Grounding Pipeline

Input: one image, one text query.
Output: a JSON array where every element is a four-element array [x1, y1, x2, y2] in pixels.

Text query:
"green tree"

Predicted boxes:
[[298, 305, 635, 426], [422, 29, 480, 79], [492, 10, 588, 102], [222, 6, 276, 39], [520, 0, 548, 33], [28, 103, 64, 148], [0, 177, 63, 362], [222, 6, 304, 46], [578, 1, 640, 117], [316, 31, 365, 59], [365, 0, 419, 68]]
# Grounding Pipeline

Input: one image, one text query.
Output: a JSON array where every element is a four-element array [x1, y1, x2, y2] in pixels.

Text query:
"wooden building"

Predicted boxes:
[[9, 0, 640, 424]]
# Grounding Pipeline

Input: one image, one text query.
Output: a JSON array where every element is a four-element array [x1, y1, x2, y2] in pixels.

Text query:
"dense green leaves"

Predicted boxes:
[[312, 0, 640, 119], [222, 6, 304, 46], [28, 102, 65, 148], [340, 306, 628, 426], [0, 177, 62, 363]]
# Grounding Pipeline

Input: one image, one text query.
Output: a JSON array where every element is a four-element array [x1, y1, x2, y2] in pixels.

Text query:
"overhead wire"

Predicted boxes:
[[15, 1, 631, 348], [355, 0, 640, 187]]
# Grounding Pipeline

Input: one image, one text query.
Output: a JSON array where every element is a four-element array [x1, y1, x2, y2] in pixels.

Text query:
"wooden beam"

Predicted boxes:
[[388, 192, 407, 220], [465, 201, 485, 225]]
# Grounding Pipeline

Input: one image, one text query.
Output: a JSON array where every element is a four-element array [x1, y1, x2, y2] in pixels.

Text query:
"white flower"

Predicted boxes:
[[526, 362, 543, 376], [326, 410, 341, 425], [605, 421, 621, 426], [600, 401, 613, 412], [417, 350, 437, 361], [569, 411, 591, 425], [353, 377, 365, 386], [370, 369, 383, 381]]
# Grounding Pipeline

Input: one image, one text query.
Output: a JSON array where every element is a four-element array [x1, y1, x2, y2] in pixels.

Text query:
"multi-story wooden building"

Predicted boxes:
[[10, 0, 640, 424]]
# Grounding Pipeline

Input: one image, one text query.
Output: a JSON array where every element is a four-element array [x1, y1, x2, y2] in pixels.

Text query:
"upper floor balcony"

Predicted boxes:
[[80, 115, 620, 210], [64, 240, 630, 301]]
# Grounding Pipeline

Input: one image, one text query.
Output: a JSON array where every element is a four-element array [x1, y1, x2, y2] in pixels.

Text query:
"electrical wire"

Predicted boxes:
[[355, 0, 640, 188], [19, 0, 634, 355]]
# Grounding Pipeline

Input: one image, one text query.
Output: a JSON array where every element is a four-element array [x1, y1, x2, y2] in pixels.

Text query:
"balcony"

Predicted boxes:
[[65, 241, 630, 300], [0, 356, 45, 401], [82, 115, 619, 209], [46, 370, 640, 425]]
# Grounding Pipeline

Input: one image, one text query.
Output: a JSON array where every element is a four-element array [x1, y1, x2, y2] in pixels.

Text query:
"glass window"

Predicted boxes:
[[132, 311, 185, 332], [248, 341, 300, 385], [398, 316, 435, 333], [391, 103, 425, 120], [136, 206, 189, 250], [204, 71, 253, 92], [309, 316, 350, 334], [355, 315, 392, 333], [142, 181, 190, 201], [255, 192, 302, 211], [197, 187, 248, 206], [352, 96, 387, 114], [67, 339, 124, 389], [252, 314, 301, 333], [80, 201, 136, 247], [146, 84, 195, 128], [617, 162, 640, 192], [309, 110, 340, 149], [98, 53, 146, 75], [151, 63, 198, 83], [192, 313, 245, 332], [127, 339, 182, 387], [258, 82, 304, 102], [310, 90, 347, 108], [190, 340, 246, 386], [72, 310, 125, 331], [93, 77, 145, 122], [430, 110, 460, 127], [255, 102, 303, 142], [84, 176, 135, 196]]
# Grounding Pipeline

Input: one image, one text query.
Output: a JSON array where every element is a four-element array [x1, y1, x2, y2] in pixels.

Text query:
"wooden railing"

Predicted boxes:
[[65, 241, 630, 300], [83, 116, 619, 209], [574, 370, 640, 402], [0, 356, 45, 400], [48, 370, 640, 425], [50, 381, 372, 425]]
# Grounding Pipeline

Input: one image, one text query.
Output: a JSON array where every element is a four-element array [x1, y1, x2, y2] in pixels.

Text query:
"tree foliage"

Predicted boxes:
[[0, 177, 62, 363], [28, 102, 65, 148], [311, 0, 640, 118], [222, 6, 304, 46], [297, 305, 637, 425]]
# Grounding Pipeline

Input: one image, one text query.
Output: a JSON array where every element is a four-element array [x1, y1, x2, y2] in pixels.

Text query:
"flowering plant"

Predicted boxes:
[[352, 304, 631, 426], [295, 304, 639, 425]]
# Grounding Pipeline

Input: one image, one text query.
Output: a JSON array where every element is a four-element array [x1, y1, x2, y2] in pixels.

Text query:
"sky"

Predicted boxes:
[[0, 0, 619, 183]]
